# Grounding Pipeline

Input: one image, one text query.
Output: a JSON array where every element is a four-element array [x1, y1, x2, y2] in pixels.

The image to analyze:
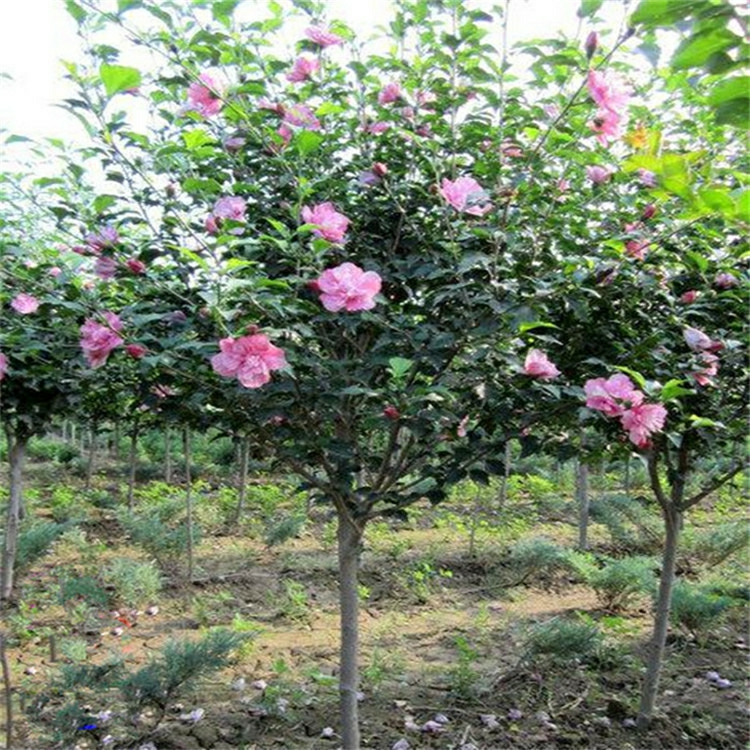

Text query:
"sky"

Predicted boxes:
[[0, 0, 628, 156]]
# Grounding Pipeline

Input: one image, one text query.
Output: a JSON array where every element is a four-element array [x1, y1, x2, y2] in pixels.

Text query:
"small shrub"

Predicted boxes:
[[264, 514, 307, 546], [55, 444, 81, 465], [58, 574, 111, 609], [681, 522, 749, 567], [590, 494, 662, 553], [506, 537, 576, 587], [448, 636, 480, 699], [669, 580, 734, 638], [278, 579, 311, 623], [103, 558, 162, 609], [15, 521, 71, 573], [584, 556, 655, 610], [525, 617, 603, 662]]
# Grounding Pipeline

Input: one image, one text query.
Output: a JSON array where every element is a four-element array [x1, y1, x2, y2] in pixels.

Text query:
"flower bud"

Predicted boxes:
[[125, 344, 148, 359], [585, 31, 599, 60], [383, 405, 400, 420], [641, 203, 657, 221]]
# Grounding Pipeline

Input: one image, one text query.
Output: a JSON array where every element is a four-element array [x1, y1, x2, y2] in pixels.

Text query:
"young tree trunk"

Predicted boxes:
[[164, 426, 173, 483], [85, 424, 97, 491], [183, 428, 194, 584], [337, 509, 363, 750], [127, 428, 139, 511], [498, 440, 512, 506], [637, 505, 682, 729], [112, 420, 121, 461], [0, 631, 12, 749], [233, 437, 250, 526], [1, 434, 27, 601], [623, 454, 631, 495], [576, 460, 590, 550]]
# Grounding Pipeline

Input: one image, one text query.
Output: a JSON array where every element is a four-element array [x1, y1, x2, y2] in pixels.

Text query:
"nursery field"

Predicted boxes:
[[0, 434, 746, 750]]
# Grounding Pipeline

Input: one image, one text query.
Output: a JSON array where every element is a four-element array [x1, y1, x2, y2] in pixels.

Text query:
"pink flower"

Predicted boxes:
[[301, 202, 350, 243], [587, 69, 631, 115], [690, 352, 719, 387], [440, 176, 493, 216], [714, 272, 738, 289], [95, 256, 119, 279], [211, 334, 287, 389], [680, 290, 699, 304], [584, 374, 643, 417], [557, 178, 570, 192], [316, 262, 382, 312], [223, 135, 246, 152], [86, 226, 119, 254], [49, 267, 62, 277], [620, 403, 667, 448], [683, 326, 722, 353], [207, 196, 246, 235], [587, 69, 630, 145], [524, 349, 561, 380], [126, 258, 146, 274], [378, 82, 402, 105], [80, 313, 124, 369], [11, 293, 40, 314], [625, 239, 649, 260], [0, 353, 8, 381], [501, 141, 524, 158], [638, 169, 657, 188], [642, 204, 657, 220], [125, 343, 148, 359], [287, 55, 319, 83], [365, 121, 390, 135], [187, 73, 223, 117], [589, 108, 624, 146], [305, 26, 344, 47], [283, 103, 320, 130], [586, 165, 611, 185]]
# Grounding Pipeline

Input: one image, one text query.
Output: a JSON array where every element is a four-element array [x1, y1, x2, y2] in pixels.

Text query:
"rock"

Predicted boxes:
[[193, 723, 220, 748]]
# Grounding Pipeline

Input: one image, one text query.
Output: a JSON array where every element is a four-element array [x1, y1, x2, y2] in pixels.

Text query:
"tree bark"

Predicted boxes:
[[164, 426, 173, 483], [0, 631, 12, 749], [127, 428, 139, 511], [1, 434, 27, 601], [498, 441, 512, 506], [337, 508, 363, 749], [637, 505, 682, 729], [233, 437, 250, 526], [85, 424, 97, 491], [183, 428, 194, 584], [576, 460, 590, 550], [112, 420, 121, 461]]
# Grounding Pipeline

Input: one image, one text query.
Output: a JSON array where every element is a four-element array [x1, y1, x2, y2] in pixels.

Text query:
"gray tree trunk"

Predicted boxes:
[[164, 426, 173, 483], [85, 424, 97, 490], [576, 460, 590, 550], [498, 440, 512, 506], [637, 506, 682, 729], [183, 428, 194, 583], [127, 429, 139, 510], [233, 437, 250, 525], [1, 435, 27, 601], [337, 510, 363, 749]]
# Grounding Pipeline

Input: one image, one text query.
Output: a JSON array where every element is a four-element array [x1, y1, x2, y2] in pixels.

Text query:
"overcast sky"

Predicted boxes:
[[0, 0, 628, 151]]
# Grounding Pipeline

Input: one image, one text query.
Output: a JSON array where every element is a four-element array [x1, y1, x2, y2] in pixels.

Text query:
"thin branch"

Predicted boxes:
[[681, 461, 745, 511]]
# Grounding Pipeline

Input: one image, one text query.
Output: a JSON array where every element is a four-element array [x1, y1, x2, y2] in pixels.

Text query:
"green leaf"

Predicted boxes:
[[99, 64, 141, 97], [294, 130, 323, 157], [697, 188, 735, 215], [117, 0, 142, 12], [660, 379, 692, 401], [577, 0, 604, 18], [64, 0, 87, 23], [387, 357, 413, 379], [713, 97, 750, 128], [630, 0, 706, 27], [735, 190, 750, 222], [182, 129, 214, 150], [672, 29, 740, 70], [707, 75, 749, 106], [689, 415, 725, 429], [518, 320, 559, 333], [212, 0, 241, 24]]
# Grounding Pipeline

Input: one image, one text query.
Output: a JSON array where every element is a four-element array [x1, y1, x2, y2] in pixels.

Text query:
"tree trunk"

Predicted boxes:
[[183, 428, 194, 584], [576, 460, 590, 550], [1, 435, 27, 601], [637, 506, 682, 730], [85, 424, 97, 491], [498, 441, 512, 506], [164, 426, 173, 483], [127, 428, 139, 511], [624, 454, 631, 495], [233, 437, 250, 526], [112, 420, 121, 461], [337, 509, 363, 749], [0, 631, 12, 749]]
